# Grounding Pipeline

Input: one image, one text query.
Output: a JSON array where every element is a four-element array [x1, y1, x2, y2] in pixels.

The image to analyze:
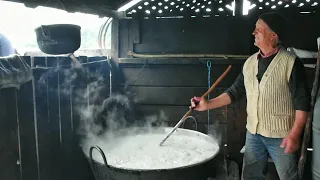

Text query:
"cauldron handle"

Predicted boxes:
[[181, 116, 198, 131], [90, 146, 108, 166], [89, 146, 111, 180]]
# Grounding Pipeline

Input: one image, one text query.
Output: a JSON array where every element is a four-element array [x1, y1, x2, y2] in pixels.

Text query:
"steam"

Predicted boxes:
[[207, 121, 223, 147], [36, 61, 224, 155], [36, 63, 168, 141], [35, 61, 235, 178], [36, 62, 227, 148]]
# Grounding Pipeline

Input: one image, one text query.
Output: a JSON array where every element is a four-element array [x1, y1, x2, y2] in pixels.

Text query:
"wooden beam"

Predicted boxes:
[[234, 0, 243, 16], [111, 19, 120, 63]]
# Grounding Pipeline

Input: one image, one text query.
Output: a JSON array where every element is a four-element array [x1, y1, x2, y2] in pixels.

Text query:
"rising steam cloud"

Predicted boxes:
[[36, 61, 223, 151], [37, 62, 168, 140]]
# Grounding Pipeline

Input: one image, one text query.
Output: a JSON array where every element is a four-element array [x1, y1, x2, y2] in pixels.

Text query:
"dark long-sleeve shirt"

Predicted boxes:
[[225, 53, 311, 112]]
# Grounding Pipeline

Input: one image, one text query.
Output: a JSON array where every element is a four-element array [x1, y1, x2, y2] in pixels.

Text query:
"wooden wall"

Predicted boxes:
[[0, 12, 319, 180], [118, 13, 320, 59], [0, 56, 111, 180], [114, 12, 320, 166]]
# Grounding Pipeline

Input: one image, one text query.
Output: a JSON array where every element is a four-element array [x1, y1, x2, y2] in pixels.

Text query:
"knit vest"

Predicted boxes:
[[243, 48, 296, 138]]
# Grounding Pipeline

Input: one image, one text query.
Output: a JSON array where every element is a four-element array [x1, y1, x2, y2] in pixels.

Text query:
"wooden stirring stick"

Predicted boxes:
[[159, 65, 232, 146]]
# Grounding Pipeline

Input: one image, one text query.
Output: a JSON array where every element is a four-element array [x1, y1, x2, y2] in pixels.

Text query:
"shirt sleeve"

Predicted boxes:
[[225, 70, 246, 102], [289, 57, 311, 112]]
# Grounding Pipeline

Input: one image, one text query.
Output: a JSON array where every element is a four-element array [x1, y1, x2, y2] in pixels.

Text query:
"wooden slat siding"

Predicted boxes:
[[58, 57, 74, 179], [131, 19, 140, 44], [119, 58, 247, 65], [111, 19, 120, 61], [70, 56, 95, 180], [227, 98, 247, 165], [46, 56, 62, 180], [118, 64, 242, 87], [124, 18, 253, 55], [69, 56, 86, 180], [119, 20, 130, 58], [33, 57, 52, 180], [137, 105, 227, 124], [128, 19, 134, 55], [0, 88, 20, 180], [17, 79, 39, 180]]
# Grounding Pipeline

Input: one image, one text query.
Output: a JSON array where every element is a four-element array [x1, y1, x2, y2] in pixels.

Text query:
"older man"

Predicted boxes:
[[0, 33, 14, 57], [191, 12, 310, 180]]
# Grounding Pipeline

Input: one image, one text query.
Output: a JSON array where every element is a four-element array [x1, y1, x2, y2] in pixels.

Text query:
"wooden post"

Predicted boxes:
[[298, 48, 320, 179], [234, 0, 243, 16]]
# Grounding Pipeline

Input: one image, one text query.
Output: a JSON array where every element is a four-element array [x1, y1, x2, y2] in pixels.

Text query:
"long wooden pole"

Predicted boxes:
[[159, 65, 232, 146]]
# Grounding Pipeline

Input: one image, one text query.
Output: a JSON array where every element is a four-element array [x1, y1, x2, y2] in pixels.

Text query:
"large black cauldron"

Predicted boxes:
[[83, 127, 220, 180]]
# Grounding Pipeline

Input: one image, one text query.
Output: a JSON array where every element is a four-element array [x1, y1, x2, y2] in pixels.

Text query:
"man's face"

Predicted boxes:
[[252, 19, 277, 48]]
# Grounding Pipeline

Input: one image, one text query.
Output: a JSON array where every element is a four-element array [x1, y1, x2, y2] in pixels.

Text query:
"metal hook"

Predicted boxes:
[[206, 60, 212, 68]]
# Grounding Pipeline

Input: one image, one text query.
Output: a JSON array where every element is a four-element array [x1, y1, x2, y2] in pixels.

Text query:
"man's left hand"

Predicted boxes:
[[280, 134, 300, 154]]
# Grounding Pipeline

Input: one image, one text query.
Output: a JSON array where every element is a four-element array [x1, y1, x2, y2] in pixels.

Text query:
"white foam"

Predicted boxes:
[[83, 128, 219, 170]]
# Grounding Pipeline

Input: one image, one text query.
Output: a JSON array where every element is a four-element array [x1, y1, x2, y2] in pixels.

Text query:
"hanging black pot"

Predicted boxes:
[[34, 24, 94, 84], [35, 24, 81, 55]]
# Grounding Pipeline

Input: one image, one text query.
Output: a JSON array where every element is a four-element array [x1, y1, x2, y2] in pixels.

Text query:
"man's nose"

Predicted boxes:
[[252, 29, 257, 35]]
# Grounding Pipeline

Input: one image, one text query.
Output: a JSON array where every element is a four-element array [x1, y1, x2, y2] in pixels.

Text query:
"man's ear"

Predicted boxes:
[[271, 32, 278, 42]]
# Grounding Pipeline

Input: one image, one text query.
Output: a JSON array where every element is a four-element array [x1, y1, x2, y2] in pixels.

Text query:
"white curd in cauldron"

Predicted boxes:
[[83, 127, 219, 170]]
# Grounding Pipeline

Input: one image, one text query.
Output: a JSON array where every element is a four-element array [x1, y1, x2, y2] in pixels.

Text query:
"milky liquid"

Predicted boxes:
[[84, 129, 219, 170]]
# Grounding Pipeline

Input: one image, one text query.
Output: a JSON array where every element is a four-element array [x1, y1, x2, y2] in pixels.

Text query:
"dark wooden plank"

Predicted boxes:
[[227, 98, 247, 165], [128, 18, 253, 55], [119, 58, 247, 65], [122, 86, 228, 105], [0, 88, 21, 180], [58, 57, 74, 179], [46, 57, 62, 180], [68, 56, 96, 180], [119, 58, 198, 64], [131, 19, 140, 44], [137, 105, 227, 124], [111, 19, 119, 61], [119, 20, 130, 58], [120, 16, 320, 56], [234, 0, 242, 16], [33, 57, 52, 180], [128, 19, 134, 54], [119, 64, 241, 87], [17, 79, 39, 180]]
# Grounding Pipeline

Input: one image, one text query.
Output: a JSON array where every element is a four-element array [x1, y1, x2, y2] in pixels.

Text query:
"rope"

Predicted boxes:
[[207, 60, 211, 133]]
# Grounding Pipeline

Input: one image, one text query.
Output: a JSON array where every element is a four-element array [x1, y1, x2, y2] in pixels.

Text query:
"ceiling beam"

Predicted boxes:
[[2, 0, 129, 17]]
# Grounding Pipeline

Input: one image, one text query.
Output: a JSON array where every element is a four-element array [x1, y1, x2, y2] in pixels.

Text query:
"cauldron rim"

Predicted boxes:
[[83, 127, 220, 171]]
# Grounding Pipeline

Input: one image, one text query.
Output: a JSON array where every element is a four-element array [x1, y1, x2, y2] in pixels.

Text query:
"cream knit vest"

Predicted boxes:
[[243, 48, 296, 138]]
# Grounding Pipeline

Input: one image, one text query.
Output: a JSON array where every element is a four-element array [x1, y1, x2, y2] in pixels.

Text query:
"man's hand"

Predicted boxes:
[[281, 134, 300, 154], [280, 110, 308, 154], [189, 96, 208, 111]]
